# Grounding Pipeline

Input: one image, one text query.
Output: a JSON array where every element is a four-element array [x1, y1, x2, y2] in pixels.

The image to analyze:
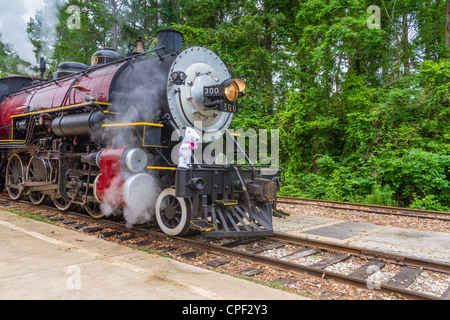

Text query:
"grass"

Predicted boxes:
[[230, 273, 314, 298], [130, 246, 174, 259], [0, 206, 52, 223]]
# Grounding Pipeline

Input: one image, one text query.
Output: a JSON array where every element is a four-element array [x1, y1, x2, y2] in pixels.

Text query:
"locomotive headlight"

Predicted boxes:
[[234, 79, 246, 94], [224, 81, 239, 102], [203, 78, 246, 106]]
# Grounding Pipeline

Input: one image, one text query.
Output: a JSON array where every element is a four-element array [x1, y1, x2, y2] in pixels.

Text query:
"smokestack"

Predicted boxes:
[[157, 29, 183, 53], [39, 57, 46, 79]]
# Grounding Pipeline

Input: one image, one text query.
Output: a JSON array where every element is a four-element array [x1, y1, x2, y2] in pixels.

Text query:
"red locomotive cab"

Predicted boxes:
[[0, 94, 28, 140], [0, 75, 34, 140]]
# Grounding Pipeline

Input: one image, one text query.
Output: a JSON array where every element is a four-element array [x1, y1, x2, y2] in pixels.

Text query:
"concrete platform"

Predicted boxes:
[[274, 215, 450, 263], [0, 210, 306, 300]]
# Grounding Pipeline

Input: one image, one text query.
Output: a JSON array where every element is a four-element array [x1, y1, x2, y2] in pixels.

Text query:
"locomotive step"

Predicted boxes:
[[214, 199, 238, 206], [190, 219, 215, 232], [273, 209, 290, 219]]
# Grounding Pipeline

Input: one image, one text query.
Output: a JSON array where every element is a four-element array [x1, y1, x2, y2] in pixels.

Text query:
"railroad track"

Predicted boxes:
[[277, 196, 450, 221], [1, 196, 449, 300], [195, 234, 450, 300]]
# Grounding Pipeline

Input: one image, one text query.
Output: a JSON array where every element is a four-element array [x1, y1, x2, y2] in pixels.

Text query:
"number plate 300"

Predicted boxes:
[[222, 103, 239, 113]]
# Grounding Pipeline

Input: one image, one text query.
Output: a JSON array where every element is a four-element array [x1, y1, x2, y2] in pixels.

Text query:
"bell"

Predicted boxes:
[[133, 36, 145, 54]]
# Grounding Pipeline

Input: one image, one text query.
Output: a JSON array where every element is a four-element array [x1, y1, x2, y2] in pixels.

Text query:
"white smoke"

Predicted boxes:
[[0, 0, 64, 65], [0, 0, 37, 64], [93, 58, 169, 227], [98, 156, 161, 228], [34, 0, 65, 61], [99, 174, 124, 218], [122, 172, 161, 228]]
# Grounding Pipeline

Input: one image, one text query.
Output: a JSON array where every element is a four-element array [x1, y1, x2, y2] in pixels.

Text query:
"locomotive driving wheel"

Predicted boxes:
[[52, 192, 74, 210], [84, 202, 104, 219], [49, 160, 73, 211], [155, 188, 192, 236], [26, 156, 50, 205], [5, 154, 24, 200], [51, 191, 73, 211]]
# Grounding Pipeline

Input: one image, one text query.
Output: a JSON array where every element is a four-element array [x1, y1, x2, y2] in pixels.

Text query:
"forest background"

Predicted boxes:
[[1, 0, 449, 211]]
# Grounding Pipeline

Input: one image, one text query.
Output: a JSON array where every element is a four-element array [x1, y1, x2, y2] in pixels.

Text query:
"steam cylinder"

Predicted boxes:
[[52, 111, 106, 137]]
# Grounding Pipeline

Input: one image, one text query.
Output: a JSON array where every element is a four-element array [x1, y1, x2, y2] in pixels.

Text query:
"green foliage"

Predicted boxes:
[[279, 57, 450, 211], [0, 41, 34, 77]]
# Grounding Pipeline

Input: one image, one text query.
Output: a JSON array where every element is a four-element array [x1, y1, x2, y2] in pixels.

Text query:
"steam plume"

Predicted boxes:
[[0, 0, 36, 64], [0, 0, 64, 67], [94, 54, 167, 226]]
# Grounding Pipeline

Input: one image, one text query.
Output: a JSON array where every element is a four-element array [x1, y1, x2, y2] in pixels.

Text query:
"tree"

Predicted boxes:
[[0, 41, 34, 77], [446, 0, 450, 47]]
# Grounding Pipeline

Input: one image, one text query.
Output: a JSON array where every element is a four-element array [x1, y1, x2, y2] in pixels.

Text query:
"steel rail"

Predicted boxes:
[[277, 196, 450, 221], [269, 232, 450, 274], [171, 234, 444, 300]]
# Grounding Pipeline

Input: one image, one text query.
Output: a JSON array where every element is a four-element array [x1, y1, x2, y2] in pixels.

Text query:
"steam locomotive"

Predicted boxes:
[[0, 29, 288, 238]]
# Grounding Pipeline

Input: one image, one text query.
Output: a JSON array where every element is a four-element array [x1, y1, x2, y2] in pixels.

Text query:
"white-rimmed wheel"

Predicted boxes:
[[155, 187, 192, 236], [6, 154, 24, 200]]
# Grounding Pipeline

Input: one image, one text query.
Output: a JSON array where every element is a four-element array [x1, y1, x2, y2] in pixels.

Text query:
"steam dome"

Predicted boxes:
[[91, 47, 123, 66]]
